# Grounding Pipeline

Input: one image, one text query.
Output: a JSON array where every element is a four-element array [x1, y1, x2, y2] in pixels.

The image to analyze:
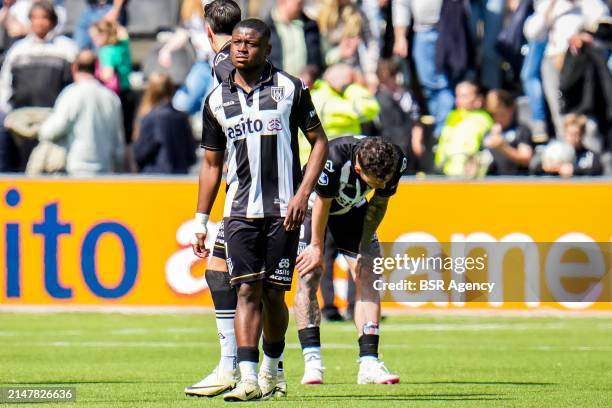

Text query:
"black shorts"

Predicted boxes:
[[224, 217, 300, 291], [211, 220, 226, 260], [301, 204, 380, 258]]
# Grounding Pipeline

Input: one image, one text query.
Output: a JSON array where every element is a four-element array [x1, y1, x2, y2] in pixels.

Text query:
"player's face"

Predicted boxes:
[[230, 27, 270, 71], [359, 171, 393, 190]]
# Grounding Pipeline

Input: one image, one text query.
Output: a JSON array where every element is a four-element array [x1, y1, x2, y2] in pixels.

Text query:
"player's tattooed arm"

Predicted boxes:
[[360, 194, 389, 254], [296, 196, 332, 276]]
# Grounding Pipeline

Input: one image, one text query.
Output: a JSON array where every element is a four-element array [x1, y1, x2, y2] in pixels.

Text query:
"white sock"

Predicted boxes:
[[215, 312, 237, 372], [303, 347, 322, 369], [359, 355, 378, 364], [239, 361, 258, 382], [260, 354, 280, 376]]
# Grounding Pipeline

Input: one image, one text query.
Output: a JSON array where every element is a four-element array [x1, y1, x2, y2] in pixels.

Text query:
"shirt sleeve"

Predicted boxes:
[[314, 159, 341, 198], [295, 83, 322, 133], [200, 97, 226, 151]]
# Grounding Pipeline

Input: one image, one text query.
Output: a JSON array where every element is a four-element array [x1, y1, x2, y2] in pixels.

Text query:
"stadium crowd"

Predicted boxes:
[[0, 0, 610, 177]]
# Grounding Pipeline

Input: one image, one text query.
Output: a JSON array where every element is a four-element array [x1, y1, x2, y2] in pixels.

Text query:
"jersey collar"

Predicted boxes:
[[227, 61, 275, 92]]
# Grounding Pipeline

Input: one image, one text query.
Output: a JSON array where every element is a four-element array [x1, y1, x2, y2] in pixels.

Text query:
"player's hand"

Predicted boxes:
[[296, 244, 323, 276], [284, 192, 308, 231], [191, 214, 210, 258]]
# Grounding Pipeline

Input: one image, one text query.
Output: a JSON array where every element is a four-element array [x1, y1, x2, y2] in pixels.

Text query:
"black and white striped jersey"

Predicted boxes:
[[202, 62, 322, 219], [211, 41, 233, 85]]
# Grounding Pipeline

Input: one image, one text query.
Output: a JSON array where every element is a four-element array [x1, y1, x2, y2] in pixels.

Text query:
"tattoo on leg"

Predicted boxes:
[[294, 267, 322, 329]]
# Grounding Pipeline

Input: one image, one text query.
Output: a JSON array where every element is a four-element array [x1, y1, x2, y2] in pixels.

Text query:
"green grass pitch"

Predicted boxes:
[[1, 312, 611, 407]]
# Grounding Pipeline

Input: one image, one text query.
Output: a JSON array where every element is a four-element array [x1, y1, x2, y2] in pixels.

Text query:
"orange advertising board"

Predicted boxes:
[[0, 178, 610, 311]]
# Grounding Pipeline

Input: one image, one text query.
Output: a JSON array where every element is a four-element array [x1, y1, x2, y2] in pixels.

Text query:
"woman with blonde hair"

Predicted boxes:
[[90, 18, 135, 142], [317, 0, 379, 87], [131, 72, 196, 174]]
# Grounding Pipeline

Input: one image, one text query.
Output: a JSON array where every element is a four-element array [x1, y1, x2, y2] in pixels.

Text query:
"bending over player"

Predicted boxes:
[[296, 136, 405, 385]]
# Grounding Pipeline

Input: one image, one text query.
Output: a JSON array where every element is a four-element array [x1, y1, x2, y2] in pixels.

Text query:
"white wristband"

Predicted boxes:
[[192, 213, 209, 246], [195, 213, 209, 226]]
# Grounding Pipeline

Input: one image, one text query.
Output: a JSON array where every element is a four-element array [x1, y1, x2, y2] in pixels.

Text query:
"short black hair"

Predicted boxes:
[[204, 0, 241, 35], [356, 137, 399, 180], [29, 0, 58, 27], [233, 18, 271, 43]]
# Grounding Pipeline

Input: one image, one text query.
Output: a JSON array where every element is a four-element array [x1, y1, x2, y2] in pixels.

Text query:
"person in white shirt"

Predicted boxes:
[[39, 49, 125, 175], [524, 0, 609, 137]]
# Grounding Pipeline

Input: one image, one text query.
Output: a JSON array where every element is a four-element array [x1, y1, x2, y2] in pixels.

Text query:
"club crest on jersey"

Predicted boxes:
[[271, 86, 285, 102], [214, 52, 228, 66], [401, 157, 408, 173]]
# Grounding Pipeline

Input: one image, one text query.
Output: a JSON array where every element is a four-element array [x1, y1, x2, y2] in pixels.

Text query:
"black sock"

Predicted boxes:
[[262, 339, 285, 359], [358, 334, 379, 359], [298, 327, 321, 350], [237, 346, 259, 363], [205, 269, 237, 318]]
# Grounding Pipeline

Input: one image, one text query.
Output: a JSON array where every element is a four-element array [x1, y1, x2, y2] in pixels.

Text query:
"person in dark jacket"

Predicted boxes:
[[265, 0, 322, 77], [375, 58, 425, 173], [132, 72, 196, 174]]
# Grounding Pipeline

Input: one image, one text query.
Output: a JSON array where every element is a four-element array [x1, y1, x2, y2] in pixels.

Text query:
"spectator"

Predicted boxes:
[[73, 0, 127, 50], [132, 72, 196, 174], [482, 89, 534, 175], [375, 58, 424, 169], [89, 19, 134, 142], [524, 0, 609, 138], [317, 0, 379, 88], [266, 0, 323, 77], [0, 0, 77, 171], [434, 80, 493, 176], [562, 25, 612, 155], [470, 0, 504, 89], [0, 0, 76, 111], [0, 0, 66, 41], [392, 0, 454, 137], [158, 0, 214, 115], [521, 0, 549, 142], [310, 63, 380, 139], [531, 113, 603, 175], [38, 50, 125, 175]]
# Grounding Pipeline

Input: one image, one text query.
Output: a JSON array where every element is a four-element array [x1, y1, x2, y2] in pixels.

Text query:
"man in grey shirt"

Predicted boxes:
[[39, 50, 125, 175]]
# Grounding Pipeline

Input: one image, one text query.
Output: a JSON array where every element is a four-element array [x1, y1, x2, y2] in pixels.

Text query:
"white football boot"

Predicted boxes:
[[184, 366, 238, 397], [357, 360, 400, 384], [272, 369, 287, 397], [222, 378, 262, 402], [257, 369, 280, 400], [301, 364, 324, 385]]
